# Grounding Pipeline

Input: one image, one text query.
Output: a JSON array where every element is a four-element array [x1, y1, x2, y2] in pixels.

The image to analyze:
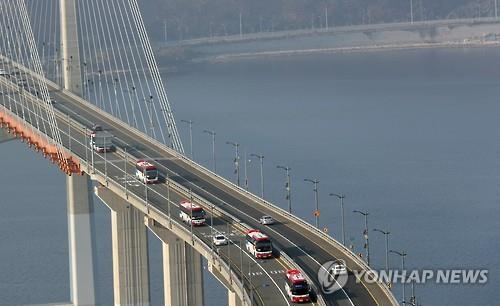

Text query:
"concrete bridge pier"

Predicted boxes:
[[146, 219, 204, 306], [96, 187, 150, 306], [67, 174, 97, 306]]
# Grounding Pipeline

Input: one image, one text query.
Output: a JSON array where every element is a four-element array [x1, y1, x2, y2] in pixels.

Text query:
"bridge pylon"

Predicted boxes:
[[60, 1, 97, 306]]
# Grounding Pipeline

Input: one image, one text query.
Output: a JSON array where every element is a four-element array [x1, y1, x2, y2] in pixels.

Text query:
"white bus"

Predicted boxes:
[[284, 269, 311, 303], [179, 201, 206, 226], [245, 229, 273, 259], [135, 160, 159, 184]]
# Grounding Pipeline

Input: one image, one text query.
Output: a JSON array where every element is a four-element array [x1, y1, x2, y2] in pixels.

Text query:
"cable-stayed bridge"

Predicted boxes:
[[0, 1, 398, 306]]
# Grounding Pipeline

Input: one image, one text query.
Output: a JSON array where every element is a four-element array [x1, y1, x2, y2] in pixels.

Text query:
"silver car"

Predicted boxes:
[[259, 215, 274, 225], [213, 234, 228, 246]]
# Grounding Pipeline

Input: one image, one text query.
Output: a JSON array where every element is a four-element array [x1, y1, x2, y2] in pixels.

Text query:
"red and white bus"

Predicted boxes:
[[179, 201, 206, 226], [284, 269, 311, 303], [245, 229, 273, 259], [135, 160, 159, 184]]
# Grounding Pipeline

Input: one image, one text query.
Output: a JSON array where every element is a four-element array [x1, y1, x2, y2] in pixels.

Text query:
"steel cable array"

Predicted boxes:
[[24, 0, 184, 153]]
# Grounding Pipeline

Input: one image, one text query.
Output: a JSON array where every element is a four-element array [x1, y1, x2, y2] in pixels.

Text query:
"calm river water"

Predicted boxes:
[[1, 46, 499, 305]]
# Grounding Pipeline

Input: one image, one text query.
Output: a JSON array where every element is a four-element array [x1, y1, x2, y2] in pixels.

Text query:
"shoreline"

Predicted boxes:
[[199, 40, 500, 63]]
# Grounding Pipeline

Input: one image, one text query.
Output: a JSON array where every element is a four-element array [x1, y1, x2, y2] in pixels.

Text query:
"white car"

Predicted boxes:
[[213, 234, 228, 246], [259, 215, 274, 225], [330, 262, 348, 276]]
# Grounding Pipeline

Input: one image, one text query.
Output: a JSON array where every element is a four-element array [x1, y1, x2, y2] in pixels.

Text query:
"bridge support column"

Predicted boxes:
[[0, 129, 15, 143], [146, 219, 204, 306], [67, 174, 97, 306], [95, 186, 150, 306], [228, 291, 243, 306]]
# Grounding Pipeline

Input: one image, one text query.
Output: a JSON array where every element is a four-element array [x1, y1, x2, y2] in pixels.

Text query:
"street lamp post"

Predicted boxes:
[[104, 135, 108, 185], [226, 141, 240, 186], [226, 221, 231, 282], [373, 228, 390, 272], [329, 193, 346, 246], [408, 278, 417, 306], [390, 250, 407, 304], [277, 165, 292, 213], [211, 204, 215, 258], [250, 153, 264, 198], [353, 210, 370, 266], [244, 149, 249, 190], [203, 130, 217, 173], [304, 178, 320, 228], [167, 173, 171, 226], [181, 119, 194, 159]]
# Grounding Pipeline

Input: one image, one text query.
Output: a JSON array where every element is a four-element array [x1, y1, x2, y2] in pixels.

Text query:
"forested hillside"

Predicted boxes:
[[139, 0, 499, 41]]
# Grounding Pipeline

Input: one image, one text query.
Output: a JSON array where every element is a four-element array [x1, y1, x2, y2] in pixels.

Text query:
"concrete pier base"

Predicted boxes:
[[96, 187, 150, 306], [67, 174, 96, 306], [146, 219, 204, 306], [0, 129, 15, 143]]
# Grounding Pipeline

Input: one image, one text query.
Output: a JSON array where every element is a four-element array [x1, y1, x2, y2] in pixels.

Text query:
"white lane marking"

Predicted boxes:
[[113, 175, 141, 187]]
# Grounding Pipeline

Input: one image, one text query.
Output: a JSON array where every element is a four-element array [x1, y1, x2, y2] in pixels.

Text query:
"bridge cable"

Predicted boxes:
[[18, 0, 71, 168], [127, 0, 184, 152]]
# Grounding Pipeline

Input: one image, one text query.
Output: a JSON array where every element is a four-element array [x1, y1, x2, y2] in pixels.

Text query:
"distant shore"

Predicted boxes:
[[200, 40, 500, 63]]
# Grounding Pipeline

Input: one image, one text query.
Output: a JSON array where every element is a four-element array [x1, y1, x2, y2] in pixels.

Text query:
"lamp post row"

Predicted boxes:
[[186, 125, 416, 294]]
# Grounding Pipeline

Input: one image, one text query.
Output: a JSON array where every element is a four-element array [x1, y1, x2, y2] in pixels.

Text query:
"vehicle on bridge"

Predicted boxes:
[[135, 160, 159, 184], [329, 261, 348, 276], [179, 200, 206, 226], [284, 269, 311, 303], [245, 229, 273, 259], [259, 215, 275, 225], [213, 233, 228, 246], [90, 125, 114, 153]]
